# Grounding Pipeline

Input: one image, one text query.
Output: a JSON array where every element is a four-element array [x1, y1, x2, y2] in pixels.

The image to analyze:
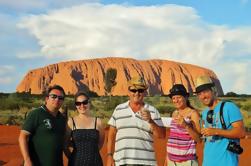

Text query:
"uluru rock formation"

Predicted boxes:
[[16, 57, 223, 96]]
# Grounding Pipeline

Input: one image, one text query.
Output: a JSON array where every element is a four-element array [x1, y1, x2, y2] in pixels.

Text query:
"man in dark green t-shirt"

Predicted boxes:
[[19, 85, 67, 166]]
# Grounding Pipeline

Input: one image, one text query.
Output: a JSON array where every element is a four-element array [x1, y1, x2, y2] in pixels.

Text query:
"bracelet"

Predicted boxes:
[[107, 152, 113, 156]]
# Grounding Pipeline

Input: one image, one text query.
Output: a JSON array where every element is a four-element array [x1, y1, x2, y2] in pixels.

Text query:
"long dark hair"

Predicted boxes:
[[186, 99, 195, 109]]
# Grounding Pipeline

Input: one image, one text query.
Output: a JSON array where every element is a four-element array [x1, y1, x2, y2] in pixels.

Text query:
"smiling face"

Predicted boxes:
[[197, 88, 215, 107], [128, 88, 146, 104], [171, 95, 187, 110], [75, 95, 90, 115], [45, 89, 64, 111]]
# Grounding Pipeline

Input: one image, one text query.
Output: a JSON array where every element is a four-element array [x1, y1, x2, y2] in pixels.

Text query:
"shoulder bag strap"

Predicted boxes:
[[220, 101, 226, 129]]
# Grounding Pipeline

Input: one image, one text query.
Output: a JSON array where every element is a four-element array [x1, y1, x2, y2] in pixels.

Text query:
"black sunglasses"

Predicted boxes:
[[49, 94, 64, 100], [206, 110, 214, 124], [129, 89, 145, 93], [75, 100, 89, 106]]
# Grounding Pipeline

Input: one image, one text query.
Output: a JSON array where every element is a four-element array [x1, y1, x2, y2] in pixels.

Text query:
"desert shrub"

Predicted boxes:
[[97, 96, 128, 112], [0, 109, 24, 125], [1, 95, 251, 128], [0, 92, 41, 110], [159, 105, 176, 117], [241, 102, 251, 111], [104, 68, 117, 96], [6, 115, 18, 125], [93, 110, 113, 124], [62, 97, 75, 110]]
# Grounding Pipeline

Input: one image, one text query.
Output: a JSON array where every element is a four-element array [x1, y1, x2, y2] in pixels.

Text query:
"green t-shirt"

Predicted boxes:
[[22, 105, 66, 166]]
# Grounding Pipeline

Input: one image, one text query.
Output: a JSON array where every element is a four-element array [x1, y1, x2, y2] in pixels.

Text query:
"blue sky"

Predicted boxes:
[[0, 0, 251, 94]]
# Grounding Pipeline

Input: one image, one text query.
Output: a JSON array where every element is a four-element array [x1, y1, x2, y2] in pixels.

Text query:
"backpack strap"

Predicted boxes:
[[219, 101, 226, 129]]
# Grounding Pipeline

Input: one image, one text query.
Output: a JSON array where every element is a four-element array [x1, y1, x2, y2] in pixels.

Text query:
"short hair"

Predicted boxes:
[[74, 91, 89, 102], [45, 85, 65, 97]]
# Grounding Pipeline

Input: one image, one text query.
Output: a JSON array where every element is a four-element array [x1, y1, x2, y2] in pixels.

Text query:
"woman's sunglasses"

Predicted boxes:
[[75, 100, 89, 106], [206, 110, 214, 124]]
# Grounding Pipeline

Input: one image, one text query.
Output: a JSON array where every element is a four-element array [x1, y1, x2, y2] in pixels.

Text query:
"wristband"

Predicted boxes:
[[107, 152, 113, 156]]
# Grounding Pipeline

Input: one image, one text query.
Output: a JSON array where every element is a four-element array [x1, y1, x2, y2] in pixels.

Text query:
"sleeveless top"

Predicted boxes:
[[68, 117, 103, 166], [167, 109, 197, 162]]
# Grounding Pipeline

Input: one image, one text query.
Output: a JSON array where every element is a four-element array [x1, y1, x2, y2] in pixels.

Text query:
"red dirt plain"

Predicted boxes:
[[0, 125, 250, 166]]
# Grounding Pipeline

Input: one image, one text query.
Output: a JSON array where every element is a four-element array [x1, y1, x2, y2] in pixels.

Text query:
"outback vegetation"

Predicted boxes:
[[104, 68, 117, 96], [0, 92, 251, 131]]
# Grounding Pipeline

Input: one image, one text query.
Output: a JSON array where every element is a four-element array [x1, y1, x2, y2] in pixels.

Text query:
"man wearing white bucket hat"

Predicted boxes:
[[195, 75, 246, 166]]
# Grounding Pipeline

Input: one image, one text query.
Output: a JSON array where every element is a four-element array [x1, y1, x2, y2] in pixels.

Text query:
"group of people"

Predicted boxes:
[[19, 75, 246, 166]]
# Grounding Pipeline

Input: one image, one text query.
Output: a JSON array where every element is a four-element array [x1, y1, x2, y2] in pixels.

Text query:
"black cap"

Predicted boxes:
[[168, 84, 189, 98]]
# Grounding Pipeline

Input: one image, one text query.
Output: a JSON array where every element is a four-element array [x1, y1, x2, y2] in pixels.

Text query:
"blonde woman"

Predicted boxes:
[[65, 91, 105, 166], [165, 84, 201, 166]]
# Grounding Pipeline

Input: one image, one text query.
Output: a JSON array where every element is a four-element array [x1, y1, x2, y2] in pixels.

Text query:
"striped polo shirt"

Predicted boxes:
[[108, 101, 161, 166], [167, 111, 197, 162]]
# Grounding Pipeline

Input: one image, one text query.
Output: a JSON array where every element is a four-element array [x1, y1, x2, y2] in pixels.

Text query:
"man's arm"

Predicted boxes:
[[19, 130, 33, 166], [141, 110, 165, 138], [149, 119, 166, 138], [201, 120, 246, 139], [106, 126, 117, 166]]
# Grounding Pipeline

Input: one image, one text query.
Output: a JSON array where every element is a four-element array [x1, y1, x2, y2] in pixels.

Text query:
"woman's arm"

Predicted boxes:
[[175, 110, 202, 143], [97, 118, 105, 150], [186, 110, 202, 143]]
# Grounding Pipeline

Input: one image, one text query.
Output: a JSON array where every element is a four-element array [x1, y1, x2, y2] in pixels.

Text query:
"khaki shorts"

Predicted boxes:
[[167, 159, 198, 166]]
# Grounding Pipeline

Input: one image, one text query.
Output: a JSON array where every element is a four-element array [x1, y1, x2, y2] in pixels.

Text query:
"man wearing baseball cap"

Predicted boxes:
[[195, 76, 246, 166], [106, 76, 165, 166]]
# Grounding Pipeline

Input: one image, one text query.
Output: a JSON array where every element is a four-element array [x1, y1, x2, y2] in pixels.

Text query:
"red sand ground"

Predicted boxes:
[[0, 125, 250, 166]]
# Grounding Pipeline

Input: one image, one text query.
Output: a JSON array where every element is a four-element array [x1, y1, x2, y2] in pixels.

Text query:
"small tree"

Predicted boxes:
[[104, 68, 117, 96], [225, 91, 238, 97]]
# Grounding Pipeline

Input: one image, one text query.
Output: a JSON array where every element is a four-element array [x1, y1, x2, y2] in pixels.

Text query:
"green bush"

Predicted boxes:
[[241, 103, 251, 111], [1, 94, 251, 131]]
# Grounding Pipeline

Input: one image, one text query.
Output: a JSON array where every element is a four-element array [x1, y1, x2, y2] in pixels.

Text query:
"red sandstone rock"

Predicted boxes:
[[16, 57, 223, 95]]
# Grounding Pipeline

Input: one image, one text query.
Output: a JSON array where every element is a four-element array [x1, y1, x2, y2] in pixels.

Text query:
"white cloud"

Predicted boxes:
[[0, 77, 14, 84], [0, 65, 15, 84], [218, 62, 250, 94], [17, 4, 251, 94], [0, 65, 14, 75]]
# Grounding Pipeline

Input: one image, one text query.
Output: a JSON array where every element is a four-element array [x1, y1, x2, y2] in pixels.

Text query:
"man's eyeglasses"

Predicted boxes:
[[129, 89, 145, 93], [75, 100, 89, 106], [49, 94, 64, 100], [206, 110, 214, 124]]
